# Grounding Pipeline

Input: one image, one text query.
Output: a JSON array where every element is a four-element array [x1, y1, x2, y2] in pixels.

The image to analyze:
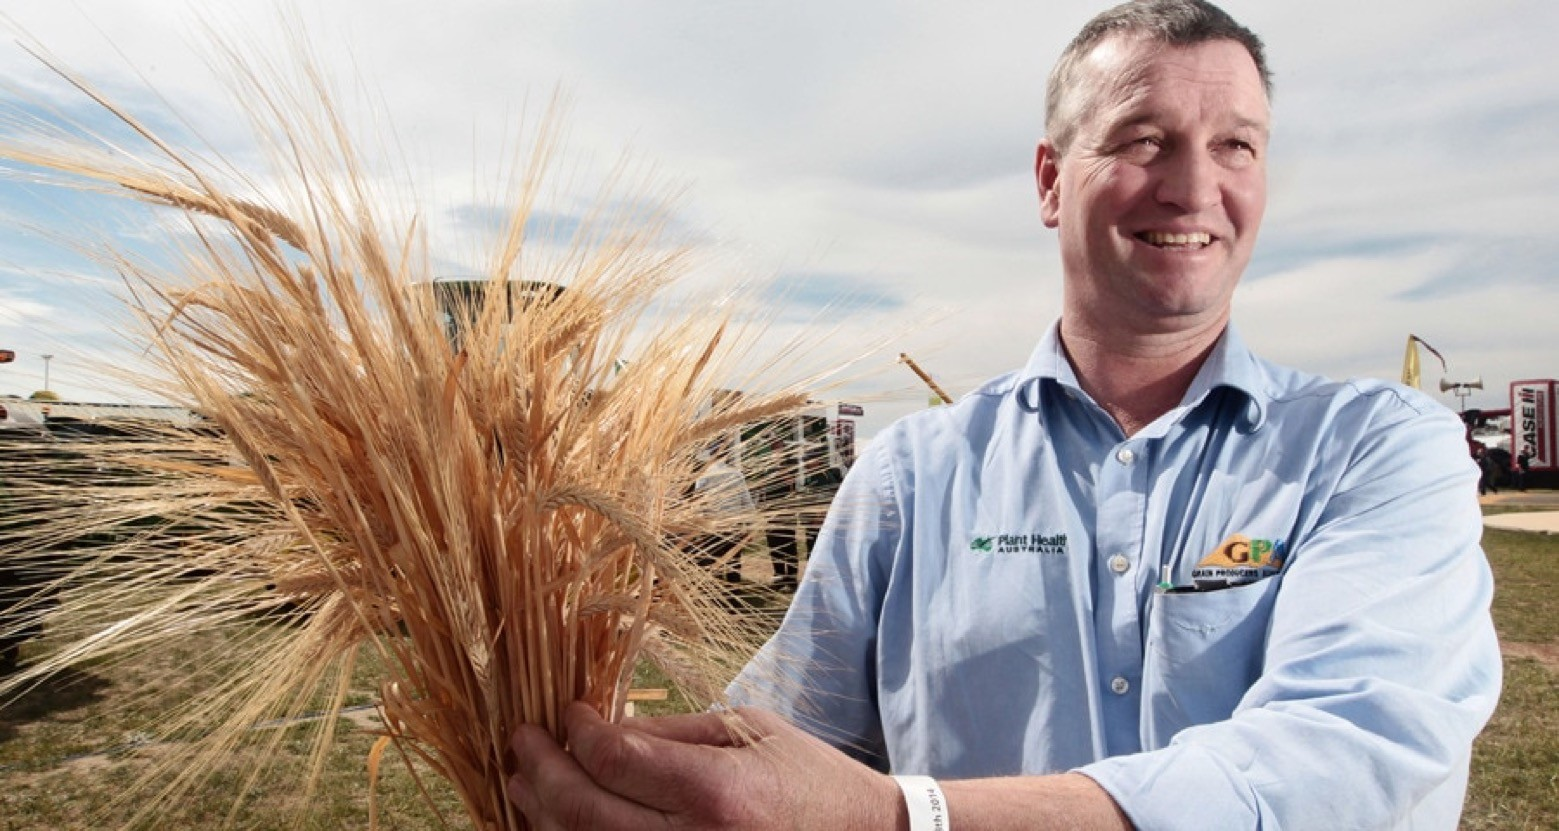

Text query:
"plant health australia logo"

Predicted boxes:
[[969, 532, 1068, 555]]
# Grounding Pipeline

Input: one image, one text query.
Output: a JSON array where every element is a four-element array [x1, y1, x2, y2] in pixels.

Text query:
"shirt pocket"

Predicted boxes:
[[1141, 575, 1281, 746]]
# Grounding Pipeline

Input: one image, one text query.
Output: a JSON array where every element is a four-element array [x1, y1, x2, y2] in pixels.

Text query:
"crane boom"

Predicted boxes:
[[898, 352, 953, 405]]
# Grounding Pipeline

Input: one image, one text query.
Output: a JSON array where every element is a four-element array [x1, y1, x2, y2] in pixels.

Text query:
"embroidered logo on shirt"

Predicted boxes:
[[969, 533, 1068, 555], [1191, 533, 1287, 588]]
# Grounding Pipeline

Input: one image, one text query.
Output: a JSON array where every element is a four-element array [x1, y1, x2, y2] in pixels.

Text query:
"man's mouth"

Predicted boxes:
[[1138, 231, 1213, 249]]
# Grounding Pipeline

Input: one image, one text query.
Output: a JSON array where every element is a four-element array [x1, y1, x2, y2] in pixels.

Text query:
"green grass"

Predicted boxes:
[[1, 519, 1555, 828], [1482, 528, 1559, 643], [0, 720, 468, 830], [0, 627, 469, 830], [1465, 660, 1559, 830], [1483, 504, 1559, 516], [1462, 524, 1559, 829], [0, 596, 748, 830]]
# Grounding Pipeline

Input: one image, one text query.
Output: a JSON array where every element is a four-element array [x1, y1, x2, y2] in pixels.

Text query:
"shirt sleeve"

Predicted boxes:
[[727, 430, 902, 769], [1079, 395, 1503, 830]]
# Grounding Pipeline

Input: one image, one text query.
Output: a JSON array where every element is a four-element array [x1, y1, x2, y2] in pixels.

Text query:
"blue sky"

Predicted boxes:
[[0, 1, 1556, 439]]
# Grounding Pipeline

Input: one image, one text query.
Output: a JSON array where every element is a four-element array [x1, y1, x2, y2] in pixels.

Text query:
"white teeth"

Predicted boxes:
[[1143, 231, 1211, 246]]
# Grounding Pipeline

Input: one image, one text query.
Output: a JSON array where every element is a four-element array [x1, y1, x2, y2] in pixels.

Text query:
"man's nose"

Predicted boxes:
[[1154, 148, 1222, 212]]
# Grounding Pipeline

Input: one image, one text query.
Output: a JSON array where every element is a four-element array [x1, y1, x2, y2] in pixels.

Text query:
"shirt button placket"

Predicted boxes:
[[1096, 439, 1145, 753]]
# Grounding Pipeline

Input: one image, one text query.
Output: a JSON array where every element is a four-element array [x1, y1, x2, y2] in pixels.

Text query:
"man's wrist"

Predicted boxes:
[[892, 775, 949, 831]]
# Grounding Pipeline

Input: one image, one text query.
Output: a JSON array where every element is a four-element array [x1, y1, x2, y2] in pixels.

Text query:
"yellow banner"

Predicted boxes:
[[1402, 335, 1421, 389]]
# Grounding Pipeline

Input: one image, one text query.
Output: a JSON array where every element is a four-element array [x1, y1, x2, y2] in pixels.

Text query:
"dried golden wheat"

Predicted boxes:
[[0, 26, 849, 831]]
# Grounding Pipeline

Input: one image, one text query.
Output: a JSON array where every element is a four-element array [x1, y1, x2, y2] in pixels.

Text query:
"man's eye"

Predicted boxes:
[[1115, 137, 1163, 162], [1217, 139, 1259, 166]]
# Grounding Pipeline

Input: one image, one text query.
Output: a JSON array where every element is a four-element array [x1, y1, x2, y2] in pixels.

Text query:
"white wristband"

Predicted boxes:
[[892, 774, 949, 831]]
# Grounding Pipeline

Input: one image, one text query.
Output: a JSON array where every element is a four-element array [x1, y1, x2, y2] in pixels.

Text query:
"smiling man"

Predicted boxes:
[[507, 2, 1502, 828], [1039, 28, 1270, 437]]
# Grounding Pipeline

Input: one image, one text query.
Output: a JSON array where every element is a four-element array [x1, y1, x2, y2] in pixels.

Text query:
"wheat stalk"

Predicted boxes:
[[0, 26, 843, 831]]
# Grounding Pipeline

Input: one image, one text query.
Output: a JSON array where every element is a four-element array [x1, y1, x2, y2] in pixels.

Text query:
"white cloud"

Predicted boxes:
[[0, 0, 1553, 425], [0, 288, 51, 326]]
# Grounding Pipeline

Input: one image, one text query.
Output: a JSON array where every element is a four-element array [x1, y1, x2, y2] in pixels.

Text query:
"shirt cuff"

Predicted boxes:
[[1075, 743, 1263, 831]]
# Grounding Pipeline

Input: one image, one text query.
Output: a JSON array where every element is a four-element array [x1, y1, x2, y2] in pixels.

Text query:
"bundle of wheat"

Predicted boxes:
[[0, 30, 839, 830]]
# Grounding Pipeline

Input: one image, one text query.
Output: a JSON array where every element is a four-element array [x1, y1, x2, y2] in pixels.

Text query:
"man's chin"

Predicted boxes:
[[1128, 289, 1236, 331]]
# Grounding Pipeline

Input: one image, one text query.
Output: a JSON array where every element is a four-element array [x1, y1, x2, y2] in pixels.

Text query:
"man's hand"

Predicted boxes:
[[507, 702, 903, 830]]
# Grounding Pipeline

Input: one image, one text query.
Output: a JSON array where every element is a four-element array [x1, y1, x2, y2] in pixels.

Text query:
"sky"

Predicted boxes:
[[0, 0, 1555, 441]]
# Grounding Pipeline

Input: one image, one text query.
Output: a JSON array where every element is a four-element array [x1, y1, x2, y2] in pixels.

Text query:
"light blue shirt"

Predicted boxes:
[[732, 323, 1501, 830]]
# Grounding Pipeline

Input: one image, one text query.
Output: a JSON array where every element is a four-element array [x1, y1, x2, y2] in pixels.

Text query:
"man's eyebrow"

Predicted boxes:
[[1098, 111, 1159, 136], [1101, 105, 1269, 128], [1231, 116, 1271, 135], [1091, 106, 1272, 144]]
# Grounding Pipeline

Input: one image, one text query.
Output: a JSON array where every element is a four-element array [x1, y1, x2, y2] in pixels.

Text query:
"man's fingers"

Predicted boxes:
[[564, 702, 752, 822], [509, 704, 795, 828], [508, 720, 666, 830], [623, 707, 757, 747]]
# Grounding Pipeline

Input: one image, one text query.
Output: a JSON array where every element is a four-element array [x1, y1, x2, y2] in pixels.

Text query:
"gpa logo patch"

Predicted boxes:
[[969, 532, 1068, 555], [1192, 533, 1286, 588]]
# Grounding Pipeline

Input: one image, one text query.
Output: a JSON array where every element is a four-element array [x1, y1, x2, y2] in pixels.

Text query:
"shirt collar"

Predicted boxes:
[[1183, 325, 1269, 430], [1017, 320, 1269, 431], [1019, 321, 1078, 388]]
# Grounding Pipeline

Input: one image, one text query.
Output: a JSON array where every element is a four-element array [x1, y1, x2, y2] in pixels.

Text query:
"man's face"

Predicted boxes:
[[1038, 36, 1269, 334]]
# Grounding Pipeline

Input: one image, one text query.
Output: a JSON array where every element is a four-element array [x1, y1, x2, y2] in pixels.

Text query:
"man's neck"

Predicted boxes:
[[1058, 315, 1227, 437]]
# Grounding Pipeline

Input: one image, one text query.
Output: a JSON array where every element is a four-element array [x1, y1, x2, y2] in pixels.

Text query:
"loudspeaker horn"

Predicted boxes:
[[1440, 377, 1484, 392]]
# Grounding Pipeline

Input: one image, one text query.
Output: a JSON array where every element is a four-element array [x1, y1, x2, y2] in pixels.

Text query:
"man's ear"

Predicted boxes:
[[1036, 139, 1062, 228]]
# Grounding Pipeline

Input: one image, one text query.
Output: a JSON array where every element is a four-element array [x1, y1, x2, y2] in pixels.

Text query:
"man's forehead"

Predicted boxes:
[[1082, 34, 1153, 77], [1078, 35, 1270, 127]]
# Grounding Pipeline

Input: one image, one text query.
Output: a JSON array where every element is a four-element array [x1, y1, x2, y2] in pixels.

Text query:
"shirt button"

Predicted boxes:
[[1115, 448, 1136, 465], [1110, 676, 1130, 695], [1108, 554, 1131, 574]]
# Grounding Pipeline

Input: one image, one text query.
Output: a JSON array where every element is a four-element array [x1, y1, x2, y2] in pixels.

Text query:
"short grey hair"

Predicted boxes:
[[1045, 0, 1271, 155]]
